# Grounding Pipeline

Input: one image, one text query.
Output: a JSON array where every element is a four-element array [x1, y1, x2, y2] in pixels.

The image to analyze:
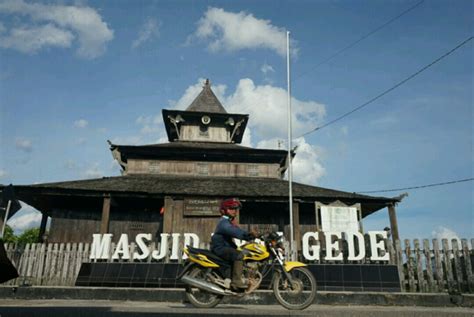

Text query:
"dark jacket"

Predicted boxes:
[[211, 216, 252, 252]]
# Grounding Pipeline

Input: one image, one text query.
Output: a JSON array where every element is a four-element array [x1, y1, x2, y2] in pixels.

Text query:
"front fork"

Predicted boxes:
[[269, 248, 299, 289]]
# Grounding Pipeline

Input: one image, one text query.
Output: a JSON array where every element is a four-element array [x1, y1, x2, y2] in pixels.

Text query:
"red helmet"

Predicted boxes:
[[220, 198, 242, 215]]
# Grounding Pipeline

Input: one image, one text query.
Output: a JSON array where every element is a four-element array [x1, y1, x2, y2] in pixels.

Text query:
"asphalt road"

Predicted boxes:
[[0, 300, 472, 317]]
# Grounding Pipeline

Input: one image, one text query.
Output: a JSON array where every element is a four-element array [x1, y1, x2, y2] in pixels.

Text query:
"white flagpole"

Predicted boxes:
[[287, 31, 295, 260]]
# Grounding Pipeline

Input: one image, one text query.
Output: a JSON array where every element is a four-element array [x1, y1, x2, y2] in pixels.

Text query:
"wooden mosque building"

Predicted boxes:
[[2, 80, 402, 251]]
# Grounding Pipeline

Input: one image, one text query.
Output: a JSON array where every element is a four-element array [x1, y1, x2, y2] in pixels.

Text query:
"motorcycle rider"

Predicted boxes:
[[210, 198, 256, 289]]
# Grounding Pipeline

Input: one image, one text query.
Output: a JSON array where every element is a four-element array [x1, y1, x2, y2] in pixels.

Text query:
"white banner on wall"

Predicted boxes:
[[320, 206, 359, 232]]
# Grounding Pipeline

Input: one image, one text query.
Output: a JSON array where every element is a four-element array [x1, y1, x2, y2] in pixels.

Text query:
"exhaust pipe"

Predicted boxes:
[[181, 275, 227, 296]]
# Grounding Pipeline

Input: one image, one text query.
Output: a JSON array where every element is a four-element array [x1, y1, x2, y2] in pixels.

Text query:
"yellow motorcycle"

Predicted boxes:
[[179, 232, 317, 310]]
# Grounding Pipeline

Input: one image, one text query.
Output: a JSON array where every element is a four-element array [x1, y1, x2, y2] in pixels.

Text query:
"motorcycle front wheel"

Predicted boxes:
[[184, 266, 223, 308], [272, 267, 317, 310]]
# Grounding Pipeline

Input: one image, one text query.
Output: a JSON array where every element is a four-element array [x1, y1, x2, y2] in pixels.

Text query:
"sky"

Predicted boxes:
[[0, 0, 472, 242]]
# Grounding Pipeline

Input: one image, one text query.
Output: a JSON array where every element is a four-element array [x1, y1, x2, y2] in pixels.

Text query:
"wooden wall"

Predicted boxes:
[[127, 159, 281, 178], [48, 209, 101, 243], [48, 206, 163, 244], [163, 198, 218, 243], [180, 125, 229, 142]]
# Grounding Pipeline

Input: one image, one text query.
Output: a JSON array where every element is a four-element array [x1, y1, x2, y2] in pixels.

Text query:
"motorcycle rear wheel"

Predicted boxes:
[[272, 267, 317, 310], [184, 266, 224, 308]]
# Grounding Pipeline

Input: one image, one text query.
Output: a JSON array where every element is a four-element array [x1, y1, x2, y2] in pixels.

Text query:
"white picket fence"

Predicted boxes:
[[3, 238, 474, 293]]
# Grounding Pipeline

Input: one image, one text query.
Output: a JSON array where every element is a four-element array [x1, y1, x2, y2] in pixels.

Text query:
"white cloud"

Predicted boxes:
[[225, 79, 326, 139], [82, 162, 103, 179], [74, 119, 88, 128], [431, 226, 463, 248], [110, 136, 144, 146], [0, 169, 8, 179], [261, 62, 275, 84], [0, 23, 74, 53], [291, 137, 325, 185], [8, 203, 42, 233], [135, 114, 167, 138], [132, 17, 160, 49], [256, 137, 325, 184], [0, 0, 114, 58], [261, 63, 275, 75], [15, 137, 32, 152], [240, 126, 253, 147], [191, 7, 297, 57], [256, 138, 284, 150], [109, 159, 121, 172]]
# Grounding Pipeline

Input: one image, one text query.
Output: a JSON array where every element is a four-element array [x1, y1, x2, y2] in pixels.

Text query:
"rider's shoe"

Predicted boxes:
[[231, 260, 247, 289]]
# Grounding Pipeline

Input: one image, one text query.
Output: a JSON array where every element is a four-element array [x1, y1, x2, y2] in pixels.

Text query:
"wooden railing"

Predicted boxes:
[[2, 238, 473, 293]]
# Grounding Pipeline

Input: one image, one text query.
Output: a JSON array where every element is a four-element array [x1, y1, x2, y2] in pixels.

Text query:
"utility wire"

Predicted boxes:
[[294, 0, 425, 81], [357, 177, 474, 194], [297, 36, 473, 138]]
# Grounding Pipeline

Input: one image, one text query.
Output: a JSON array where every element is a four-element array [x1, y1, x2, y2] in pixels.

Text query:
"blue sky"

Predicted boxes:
[[0, 0, 472, 241]]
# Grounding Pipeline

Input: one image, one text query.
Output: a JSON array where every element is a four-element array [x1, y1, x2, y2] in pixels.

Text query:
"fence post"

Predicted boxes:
[[394, 240, 405, 292], [414, 239, 425, 292], [42, 243, 52, 285], [405, 240, 416, 292], [26, 243, 36, 284], [432, 239, 445, 292], [442, 239, 455, 293], [69, 243, 78, 286], [36, 243, 46, 286], [451, 239, 463, 293], [31, 243, 41, 286], [386, 238, 395, 264], [422, 239, 434, 292], [461, 239, 474, 292], [84, 243, 90, 263], [61, 243, 71, 286]]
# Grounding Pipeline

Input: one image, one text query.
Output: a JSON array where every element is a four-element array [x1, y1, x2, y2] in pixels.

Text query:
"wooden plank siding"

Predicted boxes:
[[127, 159, 281, 179]]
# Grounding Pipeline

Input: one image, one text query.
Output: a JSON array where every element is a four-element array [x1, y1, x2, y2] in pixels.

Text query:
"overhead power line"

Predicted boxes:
[[294, 0, 425, 81], [357, 177, 474, 194], [297, 36, 473, 138]]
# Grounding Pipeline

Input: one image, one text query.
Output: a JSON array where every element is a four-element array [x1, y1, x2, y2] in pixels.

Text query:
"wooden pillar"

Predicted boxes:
[[38, 213, 48, 242], [100, 195, 111, 234], [388, 204, 400, 243], [292, 202, 301, 252], [314, 201, 321, 231], [163, 196, 174, 233]]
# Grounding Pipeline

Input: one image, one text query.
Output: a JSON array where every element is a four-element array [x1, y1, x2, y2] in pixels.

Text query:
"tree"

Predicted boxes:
[[16, 228, 40, 246], [2, 225, 17, 243]]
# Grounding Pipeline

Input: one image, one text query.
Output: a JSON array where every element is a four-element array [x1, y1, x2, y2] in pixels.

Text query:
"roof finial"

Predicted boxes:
[[204, 78, 210, 88]]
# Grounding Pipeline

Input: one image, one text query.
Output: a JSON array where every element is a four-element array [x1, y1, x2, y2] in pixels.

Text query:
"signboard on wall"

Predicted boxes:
[[320, 206, 359, 232], [183, 198, 221, 216]]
